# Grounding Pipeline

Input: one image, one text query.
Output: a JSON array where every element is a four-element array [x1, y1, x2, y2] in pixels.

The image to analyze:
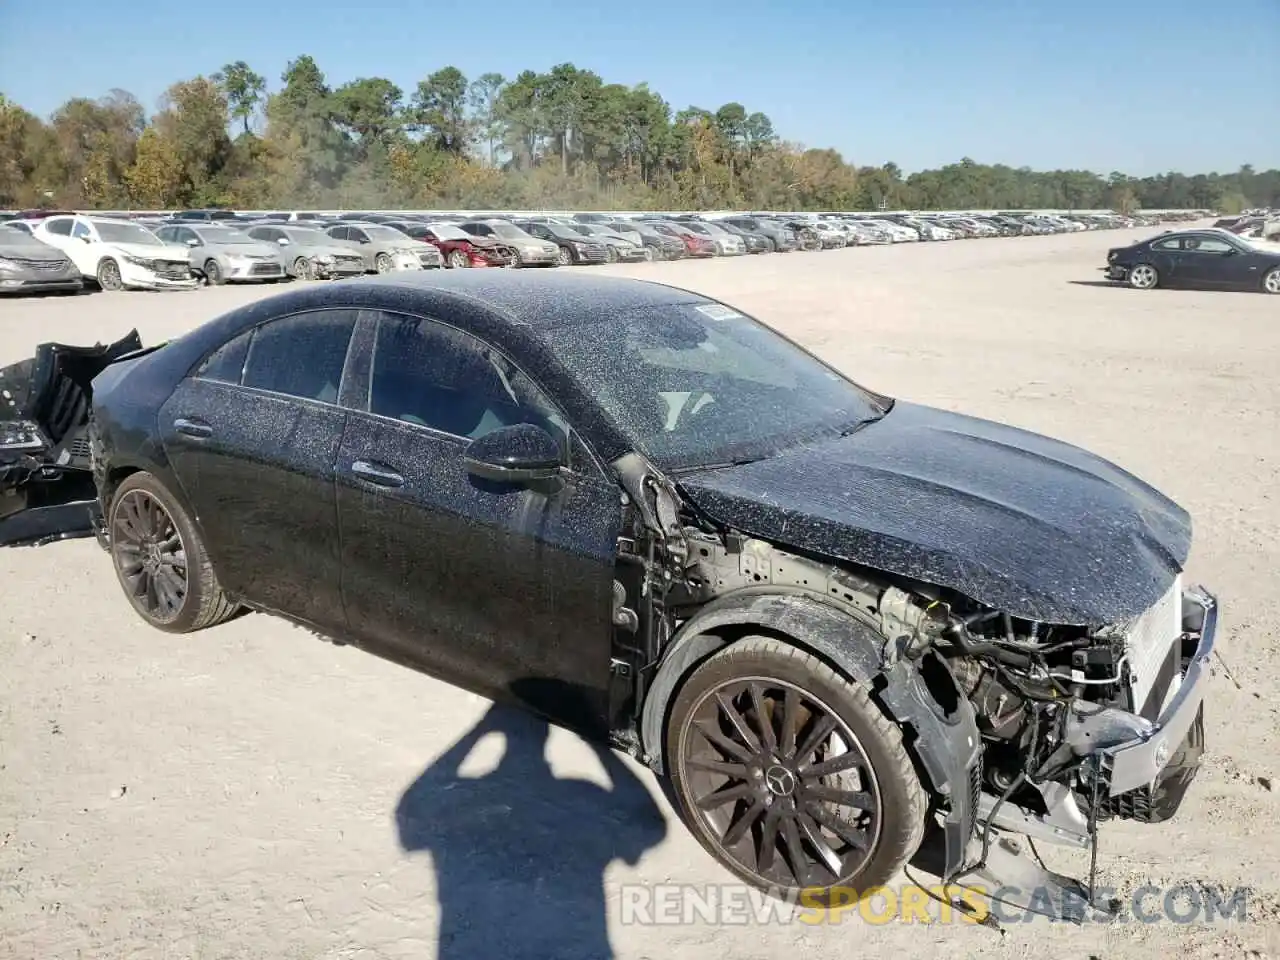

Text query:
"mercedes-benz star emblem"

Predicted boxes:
[[764, 765, 796, 797]]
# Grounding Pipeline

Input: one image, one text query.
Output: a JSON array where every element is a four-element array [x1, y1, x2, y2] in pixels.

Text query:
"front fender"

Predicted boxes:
[[641, 587, 983, 878]]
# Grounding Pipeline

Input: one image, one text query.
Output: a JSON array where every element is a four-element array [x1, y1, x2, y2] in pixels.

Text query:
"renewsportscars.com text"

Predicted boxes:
[[616, 882, 1251, 926]]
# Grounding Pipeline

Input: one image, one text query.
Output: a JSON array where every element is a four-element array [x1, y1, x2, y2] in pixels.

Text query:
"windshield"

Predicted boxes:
[[539, 223, 579, 239], [196, 226, 254, 244], [427, 223, 470, 241], [547, 301, 888, 471], [95, 221, 159, 244], [487, 222, 532, 240], [362, 225, 410, 242], [0, 225, 44, 245]]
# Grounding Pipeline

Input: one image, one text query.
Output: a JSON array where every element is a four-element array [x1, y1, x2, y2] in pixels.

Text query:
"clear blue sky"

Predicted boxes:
[[2, 0, 1276, 175]]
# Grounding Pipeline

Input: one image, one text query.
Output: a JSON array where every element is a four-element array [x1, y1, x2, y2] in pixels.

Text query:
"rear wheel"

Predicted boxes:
[[96, 258, 123, 291], [374, 253, 394, 274], [666, 636, 926, 905], [1263, 267, 1280, 294], [448, 249, 469, 269], [108, 472, 239, 634], [1128, 263, 1159, 289]]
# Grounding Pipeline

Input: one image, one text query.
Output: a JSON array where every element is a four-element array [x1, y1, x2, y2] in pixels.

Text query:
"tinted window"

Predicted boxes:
[[1153, 238, 1181, 251], [1185, 237, 1233, 253], [369, 312, 569, 449], [241, 310, 357, 403], [196, 330, 252, 383], [328, 226, 349, 240], [71, 220, 92, 239], [45, 218, 73, 236]]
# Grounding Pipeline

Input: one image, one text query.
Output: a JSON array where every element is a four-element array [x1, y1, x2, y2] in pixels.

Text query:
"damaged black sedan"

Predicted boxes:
[[0, 272, 1214, 918]]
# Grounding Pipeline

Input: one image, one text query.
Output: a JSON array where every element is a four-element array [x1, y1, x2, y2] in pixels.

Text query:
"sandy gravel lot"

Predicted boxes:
[[2, 227, 1277, 959]]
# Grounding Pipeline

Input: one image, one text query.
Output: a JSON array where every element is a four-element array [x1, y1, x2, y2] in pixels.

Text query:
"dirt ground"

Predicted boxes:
[[2, 227, 1277, 959]]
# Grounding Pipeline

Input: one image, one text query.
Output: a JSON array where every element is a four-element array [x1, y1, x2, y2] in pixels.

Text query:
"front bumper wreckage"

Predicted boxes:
[[965, 586, 1216, 923]]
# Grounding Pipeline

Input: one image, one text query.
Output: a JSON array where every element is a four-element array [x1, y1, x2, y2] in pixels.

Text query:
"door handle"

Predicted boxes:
[[173, 417, 213, 438], [351, 460, 405, 487]]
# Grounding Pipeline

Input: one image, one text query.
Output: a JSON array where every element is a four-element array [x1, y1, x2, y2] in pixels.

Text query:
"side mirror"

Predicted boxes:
[[357, 236, 371, 244], [186, 238, 200, 247], [277, 237, 289, 245], [464, 423, 564, 484], [1220, 246, 1236, 256], [78, 234, 92, 243]]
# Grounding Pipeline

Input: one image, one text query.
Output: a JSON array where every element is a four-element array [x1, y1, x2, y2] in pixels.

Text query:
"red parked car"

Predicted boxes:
[[385, 220, 516, 268], [645, 220, 717, 258]]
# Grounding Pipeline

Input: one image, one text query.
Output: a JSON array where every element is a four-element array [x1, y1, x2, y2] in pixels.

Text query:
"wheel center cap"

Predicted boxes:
[[764, 765, 796, 797]]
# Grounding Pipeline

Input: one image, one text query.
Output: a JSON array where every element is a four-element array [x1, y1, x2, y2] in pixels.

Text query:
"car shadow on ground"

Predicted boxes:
[[395, 681, 668, 960]]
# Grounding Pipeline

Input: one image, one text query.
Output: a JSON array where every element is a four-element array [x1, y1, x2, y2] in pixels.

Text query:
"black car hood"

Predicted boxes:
[[676, 401, 1190, 626]]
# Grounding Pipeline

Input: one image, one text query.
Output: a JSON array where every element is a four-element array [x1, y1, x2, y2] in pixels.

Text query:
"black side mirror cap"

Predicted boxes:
[[464, 422, 565, 484]]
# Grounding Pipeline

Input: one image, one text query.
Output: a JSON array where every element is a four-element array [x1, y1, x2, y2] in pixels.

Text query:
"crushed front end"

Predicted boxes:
[[0, 331, 143, 547]]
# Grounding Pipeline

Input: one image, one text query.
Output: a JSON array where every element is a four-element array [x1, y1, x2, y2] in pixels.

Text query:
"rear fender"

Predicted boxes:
[[640, 589, 983, 877]]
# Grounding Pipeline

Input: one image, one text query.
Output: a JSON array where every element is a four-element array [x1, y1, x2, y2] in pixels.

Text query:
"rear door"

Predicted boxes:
[[156, 308, 358, 632]]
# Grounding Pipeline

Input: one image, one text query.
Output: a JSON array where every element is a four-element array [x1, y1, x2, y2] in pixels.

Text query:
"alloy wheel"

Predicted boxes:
[[558, 246, 573, 266], [1264, 268, 1280, 294], [676, 676, 882, 891], [1129, 264, 1158, 289], [448, 249, 469, 269], [97, 259, 123, 291], [111, 489, 188, 623]]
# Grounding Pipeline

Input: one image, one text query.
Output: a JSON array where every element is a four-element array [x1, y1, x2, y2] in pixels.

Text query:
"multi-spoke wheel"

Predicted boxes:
[[108, 472, 240, 633], [1263, 267, 1280, 295], [667, 636, 926, 903], [1128, 263, 1159, 289]]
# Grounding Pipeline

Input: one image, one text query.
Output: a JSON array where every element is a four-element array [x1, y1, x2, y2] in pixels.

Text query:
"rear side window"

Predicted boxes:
[[45, 218, 73, 236], [197, 331, 251, 383], [241, 310, 357, 403]]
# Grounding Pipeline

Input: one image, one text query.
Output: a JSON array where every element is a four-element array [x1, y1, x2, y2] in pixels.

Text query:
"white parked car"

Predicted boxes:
[[32, 216, 197, 291]]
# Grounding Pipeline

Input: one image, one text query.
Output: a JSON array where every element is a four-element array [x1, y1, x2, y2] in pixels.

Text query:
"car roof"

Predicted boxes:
[[349, 270, 707, 330]]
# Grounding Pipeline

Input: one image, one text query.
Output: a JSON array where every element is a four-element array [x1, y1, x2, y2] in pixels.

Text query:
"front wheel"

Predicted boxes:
[[605, 246, 619, 264], [666, 636, 926, 905], [96, 257, 123, 291], [1127, 263, 1159, 289], [293, 257, 314, 281], [558, 245, 574, 266], [1263, 267, 1280, 294], [203, 259, 225, 285], [108, 472, 240, 634], [448, 249, 469, 269]]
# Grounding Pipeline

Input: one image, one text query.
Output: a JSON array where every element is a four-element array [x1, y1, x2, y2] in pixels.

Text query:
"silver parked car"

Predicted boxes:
[[324, 223, 432, 273], [0, 224, 84, 294], [153, 223, 287, 284], [457, 220, 560, 267], [245, 225, 367, 280]]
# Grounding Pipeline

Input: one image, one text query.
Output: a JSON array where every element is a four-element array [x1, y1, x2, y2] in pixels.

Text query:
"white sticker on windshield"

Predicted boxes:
[[695, 303, 742, 321]]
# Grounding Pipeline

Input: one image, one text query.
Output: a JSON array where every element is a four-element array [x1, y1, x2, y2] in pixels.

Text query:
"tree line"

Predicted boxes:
[[1, 58, 1276, 213]]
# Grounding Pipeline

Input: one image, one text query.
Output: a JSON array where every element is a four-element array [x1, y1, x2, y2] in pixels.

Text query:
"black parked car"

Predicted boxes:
[[0, 272, 1216, 916], [1104, 229, 1280, 293]]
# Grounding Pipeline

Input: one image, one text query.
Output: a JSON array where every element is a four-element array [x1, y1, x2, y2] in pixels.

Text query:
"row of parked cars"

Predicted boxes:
[[0, 206, 1205, 295]]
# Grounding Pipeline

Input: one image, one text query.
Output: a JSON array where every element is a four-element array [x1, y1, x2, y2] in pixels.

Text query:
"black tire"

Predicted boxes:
[[203, 259, 225, 285], [292, 256, 313, 281], [605, 245, 619, 264], [557, 244, 574, 266], [108, 472, 239, 634], [374, 252, 394, 274], [96, 257, 123, 291], [666, 635, 926, 905]]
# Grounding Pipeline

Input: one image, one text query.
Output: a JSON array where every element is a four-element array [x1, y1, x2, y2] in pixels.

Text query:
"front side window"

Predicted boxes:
[[71, 221, 92, 240], [367, 312, 570, 452], [239, 310, 357, 403]]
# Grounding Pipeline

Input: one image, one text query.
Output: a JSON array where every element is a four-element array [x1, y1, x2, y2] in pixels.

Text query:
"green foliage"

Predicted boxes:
[[2, 59, 1277, 212]]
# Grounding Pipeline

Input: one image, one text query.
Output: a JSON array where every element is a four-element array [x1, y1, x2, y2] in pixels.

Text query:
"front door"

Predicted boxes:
[[335, 309, 622, 738], [157, 308, 358, 633], [1177, 235, 1248, 287]]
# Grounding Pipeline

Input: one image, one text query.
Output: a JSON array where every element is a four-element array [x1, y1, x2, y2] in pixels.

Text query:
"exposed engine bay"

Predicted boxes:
[[609, 450, 1214, 920]]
